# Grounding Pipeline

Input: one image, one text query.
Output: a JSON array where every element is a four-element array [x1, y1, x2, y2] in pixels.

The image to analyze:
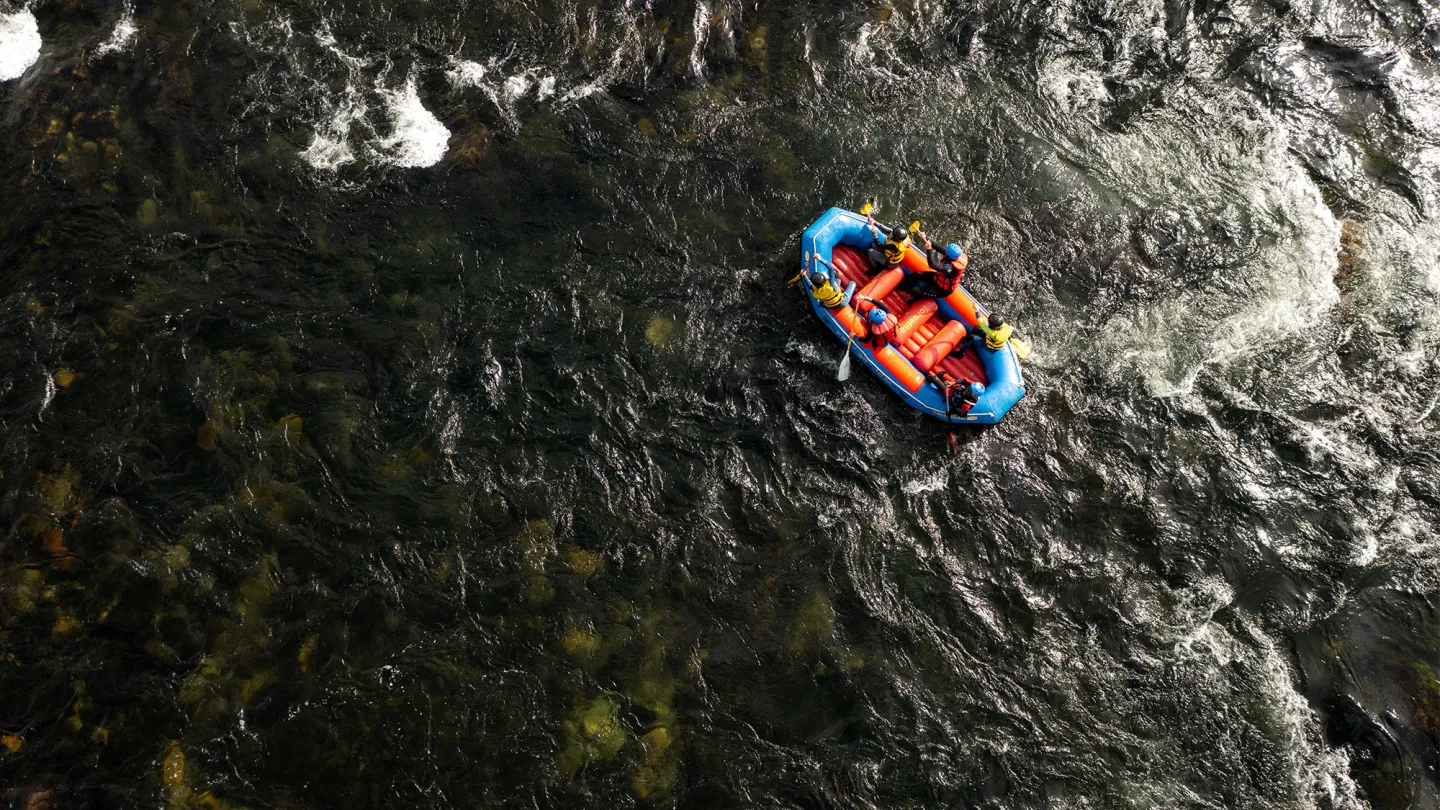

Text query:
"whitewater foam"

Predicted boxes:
[[1081, 107, 1342, 397], [301, 90, 366, 171], [1037, 55, 1111, 114], [94, 6, 136, 57], [690, 1, 710, 78], [0, 10, 40, 82], [374, 76, 449, 169], [446, 58, 489, 88]]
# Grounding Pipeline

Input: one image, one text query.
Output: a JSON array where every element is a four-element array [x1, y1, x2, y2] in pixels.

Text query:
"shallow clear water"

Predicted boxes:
[[3, 0, 1440, 807]]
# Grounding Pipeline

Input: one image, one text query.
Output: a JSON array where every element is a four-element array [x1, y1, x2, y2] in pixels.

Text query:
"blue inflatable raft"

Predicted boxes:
[[800, 207, 1026, 424]]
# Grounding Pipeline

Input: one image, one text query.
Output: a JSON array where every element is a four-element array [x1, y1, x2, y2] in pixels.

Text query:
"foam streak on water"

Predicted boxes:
[[94, 5, 136, 58]]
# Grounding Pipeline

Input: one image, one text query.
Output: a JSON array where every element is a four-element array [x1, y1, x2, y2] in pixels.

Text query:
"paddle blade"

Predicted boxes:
[[909, 220, 921, 233], [1011, 337, 1032, 360], [859, 202, 873, 216], [837, 349, 853, 381]]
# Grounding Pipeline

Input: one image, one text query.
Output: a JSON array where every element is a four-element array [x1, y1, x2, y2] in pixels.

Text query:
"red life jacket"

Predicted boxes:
[[869, 317, 896, 346], [946, 381, 976, 414], [935, 257, 965, 292]]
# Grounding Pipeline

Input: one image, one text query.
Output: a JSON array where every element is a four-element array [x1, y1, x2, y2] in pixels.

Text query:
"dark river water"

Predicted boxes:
[[3, 0, 1440, 807]]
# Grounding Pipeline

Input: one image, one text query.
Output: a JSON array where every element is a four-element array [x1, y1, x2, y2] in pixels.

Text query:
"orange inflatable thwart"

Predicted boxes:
[[912, 320, 967, 372], [895, 300, 939, 344], [833, 306, 867, 338], [859, 267, 905, 302], [875, 346, 925, 392]]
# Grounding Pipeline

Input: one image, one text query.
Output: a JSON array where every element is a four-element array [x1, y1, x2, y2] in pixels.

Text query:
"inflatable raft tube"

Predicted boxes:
[[799, 207, 1026, 424]]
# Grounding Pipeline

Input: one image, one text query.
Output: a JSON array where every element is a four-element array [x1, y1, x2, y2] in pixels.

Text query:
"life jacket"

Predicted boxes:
[[945, 381, 975, 415], [977, 321, 1014, 350], [926, 251, 965, 293], [881, 237, 908, 267], [868, 316, 896, 346], [811, 279, 844, 307], [946, 255, 967, 281], [933, 260, 963, 293]]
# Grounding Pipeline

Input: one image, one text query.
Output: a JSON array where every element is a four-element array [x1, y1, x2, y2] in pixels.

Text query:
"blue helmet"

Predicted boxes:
[[970, 382, 986, 396], [867, 308, 888, 324], [945, 243, 963, 261]]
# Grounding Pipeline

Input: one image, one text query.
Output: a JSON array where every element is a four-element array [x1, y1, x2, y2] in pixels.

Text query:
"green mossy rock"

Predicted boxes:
[[137, 198, 160, 226]]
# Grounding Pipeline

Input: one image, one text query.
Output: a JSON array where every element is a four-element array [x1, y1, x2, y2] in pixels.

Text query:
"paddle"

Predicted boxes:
[[837, 333, 854, 381], [927, 372, 961, 454], [859, 201, 920, 241], [794, 251, 812, 286], [943, 378, 958, 455]]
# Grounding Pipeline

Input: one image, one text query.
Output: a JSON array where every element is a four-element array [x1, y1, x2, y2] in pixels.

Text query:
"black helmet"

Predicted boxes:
[[988, 313, 1004, 329], [809, 272, 827, 287], [890, 226, 908, 241]]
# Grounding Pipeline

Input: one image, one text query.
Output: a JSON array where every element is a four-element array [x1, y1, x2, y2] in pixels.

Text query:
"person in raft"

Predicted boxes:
[[867, 217, 912, 272], [927, 373, 982, 416], [864, 306, 897, 349], [964, 313, 1014, 354], [897, 233, 967, 299], [807, 271, 856, 309]]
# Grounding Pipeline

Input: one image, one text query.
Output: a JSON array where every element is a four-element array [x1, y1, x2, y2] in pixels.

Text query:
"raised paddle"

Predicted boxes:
[[858, 203, 920, 241]]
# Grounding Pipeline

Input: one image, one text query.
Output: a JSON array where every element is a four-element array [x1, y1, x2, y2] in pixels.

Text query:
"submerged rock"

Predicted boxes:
[[162, 740, 191, 806], [1335, 219, 1363, 293], [556, 695, 628, 776], [790, 591, 836, 653], [51, 611, 80, 637], [6, 568, 46, 617], [298, 633, 319, 673], [644, 314, 677, 346], [20, 787, 55, 810], [630, 758, 679, 800], [565, 547, 604, 578], [40, 527, 78, 572], [36, 465, 82, 518], [561, 627, 602, 661], [640, 726, 670, 763], [742, 25, 767, 71], [447, 124, 493, 169], [137, 198, 159, 226], [197, 420, 219, 451], [519, 520, 556, 571], [632, 724, 679, 800]]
